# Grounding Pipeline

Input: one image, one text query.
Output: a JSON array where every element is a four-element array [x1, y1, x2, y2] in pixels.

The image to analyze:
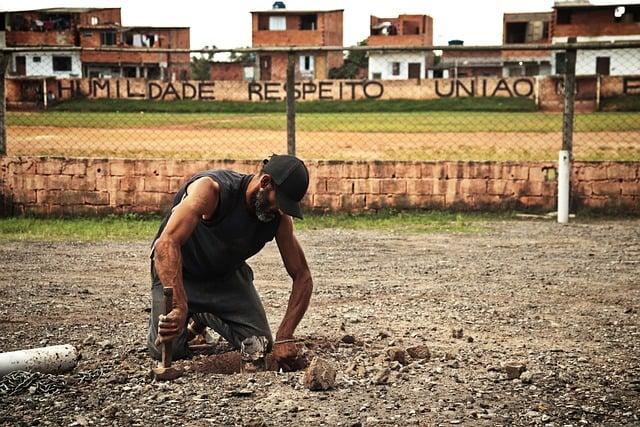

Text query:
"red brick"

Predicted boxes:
[[341, 162, 369, 178], [592, 182, 622, 196], [113, 191, 135, 206], [579, 196, 609, 209], [380, 179, 406, 194], [86, 160, 110, 181], [61, 160, 87, 176], [394, 162, 422, 178], [487, 179, 525, 196], [529, 165, 557, 182], [469, 194, 508, 208], [466, 163, 493, 179], [432, 179, 448, 195], [365, 194, 394, 210], [325, 178, 342, 194], [119, 177, 144, 192], [354, 179, 380, 194], [445, 162, 466, 179], [134, 192, 172, 208], [518, 196, 550, 208], [606, 164, 636, 180], [407, 194, 445, 208], [340, 194, 366, 211], [96, 176, 119, 193], [369, 162, 396, 178], [619, 196, 640, 209], [312, 178, 327, 194], [339, 179, 357, 194], [167, 160, 196, 178], [499, 164, 530, 180], [38, 190, 83, 205], [575, 165, 607, 181], [144, 177, 169, 193], [573, 181, 593, 196], [13, 190, 37, 204], [460, 179, 487, 195], [70, 176, 96, 191], [522, 181, 555, 197], [315, 163, 340, 178], [46, 175, 72, 190], [134, 160, 168, 177], [36, 158, 64, 175], [110, 160, 134, 176], [421, 163, 446, 179], [313, 194, 341, 210], [24, 175, 48, 190], [406, 179, 434, 195], [84, 191, 110, 205], [169, 177, 184, 193], [621, 182, 640, 196]]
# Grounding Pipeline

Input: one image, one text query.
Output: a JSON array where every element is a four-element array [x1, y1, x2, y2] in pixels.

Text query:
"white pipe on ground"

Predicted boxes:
[[0, 345, 78, 377], [558, 150, 571, 224]]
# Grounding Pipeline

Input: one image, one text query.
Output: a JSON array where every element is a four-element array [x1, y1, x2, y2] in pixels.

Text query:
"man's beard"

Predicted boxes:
[[252, 188, 277, 223]]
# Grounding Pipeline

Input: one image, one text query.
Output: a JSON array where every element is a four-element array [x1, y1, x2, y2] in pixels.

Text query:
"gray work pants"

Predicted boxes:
[[147, 261, 273, 360]]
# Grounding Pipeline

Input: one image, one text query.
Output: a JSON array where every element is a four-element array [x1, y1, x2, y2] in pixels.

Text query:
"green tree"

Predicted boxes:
[[229, 47, 256, 65], [191, 45, 216, 81], [329, 40, 369, 79]]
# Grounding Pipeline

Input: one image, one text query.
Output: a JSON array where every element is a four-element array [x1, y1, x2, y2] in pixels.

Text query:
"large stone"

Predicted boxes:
[[303, 357, 336, 391], [407, 345, 431, 360], [504, 363, 526, 380], [386, 347, 407, 365]]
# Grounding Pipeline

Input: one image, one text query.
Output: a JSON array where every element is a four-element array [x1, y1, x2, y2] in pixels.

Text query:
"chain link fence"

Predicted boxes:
[[0, 43, 638, 162]]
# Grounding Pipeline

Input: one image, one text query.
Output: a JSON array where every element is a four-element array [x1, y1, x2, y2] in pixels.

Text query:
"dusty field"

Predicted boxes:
[[0, 220, 639, 426], [7, 126, 640, 161]]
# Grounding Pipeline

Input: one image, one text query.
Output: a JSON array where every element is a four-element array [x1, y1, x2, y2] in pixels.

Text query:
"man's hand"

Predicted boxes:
[[272, 341, 300, 372], [155, 307, 187, 346]]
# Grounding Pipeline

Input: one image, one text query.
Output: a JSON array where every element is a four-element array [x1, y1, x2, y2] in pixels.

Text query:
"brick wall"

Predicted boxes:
[[0, 157, 638, 216]]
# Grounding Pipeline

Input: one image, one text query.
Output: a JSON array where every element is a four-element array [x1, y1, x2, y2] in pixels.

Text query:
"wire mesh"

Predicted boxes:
[[2, 45, 639, 161]]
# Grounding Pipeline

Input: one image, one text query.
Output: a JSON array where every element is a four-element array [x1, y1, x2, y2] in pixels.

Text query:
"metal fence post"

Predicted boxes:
[[0, 51, 9, 157], [558, 38, 577, 224], [286, 51, 296, 157]]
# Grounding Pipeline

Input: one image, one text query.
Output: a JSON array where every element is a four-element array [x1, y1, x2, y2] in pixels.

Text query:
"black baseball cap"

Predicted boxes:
[[262, 154, 309, 219]]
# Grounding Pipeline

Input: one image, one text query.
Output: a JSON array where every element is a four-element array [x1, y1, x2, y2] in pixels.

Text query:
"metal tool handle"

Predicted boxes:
[[161, 287, 173, 368]]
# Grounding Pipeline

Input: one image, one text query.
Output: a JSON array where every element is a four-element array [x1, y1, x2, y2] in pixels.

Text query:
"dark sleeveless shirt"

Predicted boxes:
[[151, 170, 281, 281]]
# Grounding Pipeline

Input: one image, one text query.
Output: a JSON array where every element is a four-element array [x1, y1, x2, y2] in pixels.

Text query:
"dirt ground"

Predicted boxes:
[[7, 126, 640, 161], [0, 220, 639, 426]]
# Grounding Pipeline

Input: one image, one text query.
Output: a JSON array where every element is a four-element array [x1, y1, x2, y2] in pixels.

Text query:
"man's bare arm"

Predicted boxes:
[[274, 215, 313, 340], [153, 177, 219, 343]]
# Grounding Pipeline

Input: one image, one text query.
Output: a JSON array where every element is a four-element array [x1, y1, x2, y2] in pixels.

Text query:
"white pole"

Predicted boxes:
[[0, 345, 78, 376], [558, 150, 570, 224]]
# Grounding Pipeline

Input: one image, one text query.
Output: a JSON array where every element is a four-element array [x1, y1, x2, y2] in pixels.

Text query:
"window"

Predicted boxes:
[[52, 56, 72, 72], [90, 16, 99, 25], [555, 52, 566, 74], [506, 22, 527, 43], [33, 56, 41, 63], [269, 16, 286, 31], [557, 10, 571, 24], [300, 55, 314, 72], [372, 72, 382, 79], [392, 62, 401, 76], [300, 14, 317, 30], [100, 31, 117, 46]]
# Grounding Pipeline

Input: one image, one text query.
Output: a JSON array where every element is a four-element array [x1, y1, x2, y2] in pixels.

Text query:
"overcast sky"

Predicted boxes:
[[2, 0, 638, 49]]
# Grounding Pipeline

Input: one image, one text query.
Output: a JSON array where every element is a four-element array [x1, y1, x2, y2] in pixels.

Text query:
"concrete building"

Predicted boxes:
[[438, 41, 504, 78], [550, 1, 640, 76], [79, 25, 190, 80], [367, 14, 434, 80], [1, 7, 190, 80], [502, 12, 553, 76], [251, 5, 344, 80]]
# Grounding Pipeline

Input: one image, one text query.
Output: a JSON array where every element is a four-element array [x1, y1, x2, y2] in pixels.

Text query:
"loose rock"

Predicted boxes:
[[303, 357, 336, 391]]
